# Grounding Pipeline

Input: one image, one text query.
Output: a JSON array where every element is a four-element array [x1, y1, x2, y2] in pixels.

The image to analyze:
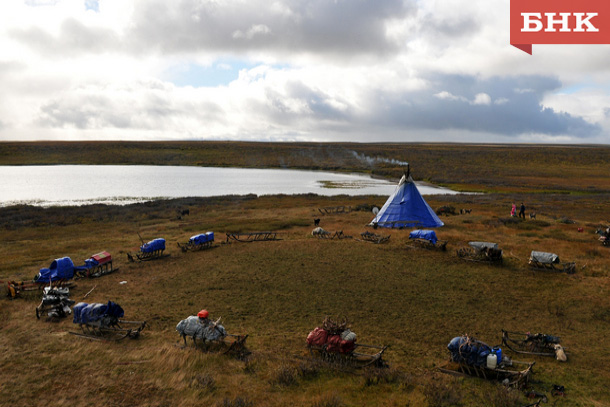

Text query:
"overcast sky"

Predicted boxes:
[[1, 0, 609, 144]]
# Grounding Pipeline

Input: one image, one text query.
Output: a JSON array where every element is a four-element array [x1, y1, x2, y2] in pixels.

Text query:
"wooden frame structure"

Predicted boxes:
[[528, 251, 575, 274], [501, 330, 566, 358], [358, 231, 391, 244], [308, 343, 389, 369], [439, 360, 534, 388], [225, 231, 281, 243]]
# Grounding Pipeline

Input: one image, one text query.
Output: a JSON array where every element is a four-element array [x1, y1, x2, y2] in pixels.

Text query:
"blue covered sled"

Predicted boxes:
[[35, 257, 75, 283], [128, 237, 169, 262], [71, 301, 146, 340], [441, 335, 534, 388], [407, 230, 447, 251], [178, 232, 215, 252]]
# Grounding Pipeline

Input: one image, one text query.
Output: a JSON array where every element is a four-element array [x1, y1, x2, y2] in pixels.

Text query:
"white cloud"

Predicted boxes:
[[0, 0, 608, 143], [472, 93, 491, 105]]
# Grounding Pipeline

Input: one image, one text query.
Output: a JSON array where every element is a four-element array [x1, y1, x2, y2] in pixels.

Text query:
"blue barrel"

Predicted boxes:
[[493, 346, 502, 364]]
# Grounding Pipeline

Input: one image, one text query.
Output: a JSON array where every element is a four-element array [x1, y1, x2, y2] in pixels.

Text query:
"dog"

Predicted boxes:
[[529, 212, 536, 220], [314, 218, 320, 226]]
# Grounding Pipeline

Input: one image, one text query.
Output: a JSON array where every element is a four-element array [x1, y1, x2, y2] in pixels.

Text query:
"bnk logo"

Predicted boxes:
[[510, 0, 610, 54]]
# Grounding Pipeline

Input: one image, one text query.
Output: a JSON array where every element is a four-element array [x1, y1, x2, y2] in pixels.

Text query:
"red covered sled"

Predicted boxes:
[[306, 316, 388, 368]]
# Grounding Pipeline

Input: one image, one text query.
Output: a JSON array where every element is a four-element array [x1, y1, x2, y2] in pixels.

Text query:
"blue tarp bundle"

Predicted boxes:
[[36, 257, 75, 282], [409, 229, 438, 244], [141, 238, 165, 253], [81, 258, 99, 270], [448, 336, 491, 367], [73, 301, 124, 324], [370, 175, 444, 228], [189, 232, 214, 245]]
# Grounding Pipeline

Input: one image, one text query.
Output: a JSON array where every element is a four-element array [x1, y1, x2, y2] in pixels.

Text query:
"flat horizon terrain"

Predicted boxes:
[[1, 142, 609, 407]]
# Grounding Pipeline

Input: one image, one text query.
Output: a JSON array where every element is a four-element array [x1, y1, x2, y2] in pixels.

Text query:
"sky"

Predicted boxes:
[[0, 0, 609, 144]]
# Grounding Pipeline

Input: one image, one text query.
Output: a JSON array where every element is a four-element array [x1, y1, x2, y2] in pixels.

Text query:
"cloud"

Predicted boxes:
[[126, 0, 414, 57], [232, 24, 271, 40], [9, 18, 121, 57], [472, 93, 491, 105], [0, 0, 609, 144]]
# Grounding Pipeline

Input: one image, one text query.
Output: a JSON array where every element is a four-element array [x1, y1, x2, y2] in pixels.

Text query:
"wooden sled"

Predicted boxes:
[[127, 251, 169, 262], [528, 251, 575, 274], [501, 330, 567, 359], [71, 319, 147, 341], [4, 279, 74, 299], [225, 231, 281, 243], [178, 232, 215, 252], [128, 237, 169, 262], [183, 333, 250, 359], [308, 343, 389, 369], [357, 231, 391, 244], [439, 360, 534, 389], [457, 242, 503, 264], [407, 239, 447, 251], [318, 206, 352, 215], [314, 230, 352, 240], [71, 301, 146, 341], [74, 252, 118, 279]]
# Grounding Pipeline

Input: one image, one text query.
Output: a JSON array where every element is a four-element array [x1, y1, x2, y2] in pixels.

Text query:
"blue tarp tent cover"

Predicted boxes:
[[141, 238, 165, 253], [36, 257, 75, 282], [409, 229, 438, 244], [370, 174, 444, 228], [73, 301, 124, 324]]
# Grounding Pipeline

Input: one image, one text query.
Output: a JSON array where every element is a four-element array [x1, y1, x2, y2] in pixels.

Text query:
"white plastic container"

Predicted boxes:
[[486, 353, 497, 369]]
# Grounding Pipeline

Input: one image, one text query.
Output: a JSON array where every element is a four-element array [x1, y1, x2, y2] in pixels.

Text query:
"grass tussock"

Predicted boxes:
[[422, 376, 464, 407], [218, 397, 254, 407], [311, 393, 344, 407]]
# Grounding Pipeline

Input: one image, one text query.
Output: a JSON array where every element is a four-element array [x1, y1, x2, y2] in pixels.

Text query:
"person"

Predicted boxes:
[[519, 202, 526, 219], [511, 203, 516, 217]]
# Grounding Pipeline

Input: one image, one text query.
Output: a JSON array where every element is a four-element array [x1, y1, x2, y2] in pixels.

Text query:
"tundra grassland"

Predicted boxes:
[[1, 190, 609, 407], [2, 141, 610, 193]]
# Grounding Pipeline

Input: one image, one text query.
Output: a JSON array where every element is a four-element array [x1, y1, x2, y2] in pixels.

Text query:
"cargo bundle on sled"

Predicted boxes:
[[74, 251, 118, 278], [71, 301, 146, 341], [502, 330, 567, 361], [5, 257, 76, 299], [407, 229, 447, 251], [127, 237, 168, 262], [440, 335, 534, 388], [306, 316, 388, 368], [177, 232, 215, 252], [457, 242, 503, 264], [597, 225, 610, 246], [528, 251, 575, 274], [176, 310, 249, 359], [36, 283, 75, 321], [358, 231, 391, 244]]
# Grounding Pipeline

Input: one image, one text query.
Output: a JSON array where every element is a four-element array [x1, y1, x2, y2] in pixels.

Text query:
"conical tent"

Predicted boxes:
[[370, 174, 444, 228]]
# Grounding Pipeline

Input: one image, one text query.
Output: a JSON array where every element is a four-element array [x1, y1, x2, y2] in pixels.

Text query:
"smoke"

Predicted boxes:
[[349, 151, 408, 167]]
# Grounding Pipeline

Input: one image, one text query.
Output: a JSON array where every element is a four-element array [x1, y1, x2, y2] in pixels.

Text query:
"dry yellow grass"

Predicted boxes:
[[1, 191, 609, 406]]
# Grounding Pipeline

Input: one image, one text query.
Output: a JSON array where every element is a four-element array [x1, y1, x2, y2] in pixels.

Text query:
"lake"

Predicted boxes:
[[0, 165, 458, 207]]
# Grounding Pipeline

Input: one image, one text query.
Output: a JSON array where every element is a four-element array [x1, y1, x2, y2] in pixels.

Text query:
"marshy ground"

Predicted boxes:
[[1, 142, 609, 407]]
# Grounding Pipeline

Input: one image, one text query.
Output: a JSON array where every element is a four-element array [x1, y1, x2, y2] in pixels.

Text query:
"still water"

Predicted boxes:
[[0, 165, 458, 207]]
